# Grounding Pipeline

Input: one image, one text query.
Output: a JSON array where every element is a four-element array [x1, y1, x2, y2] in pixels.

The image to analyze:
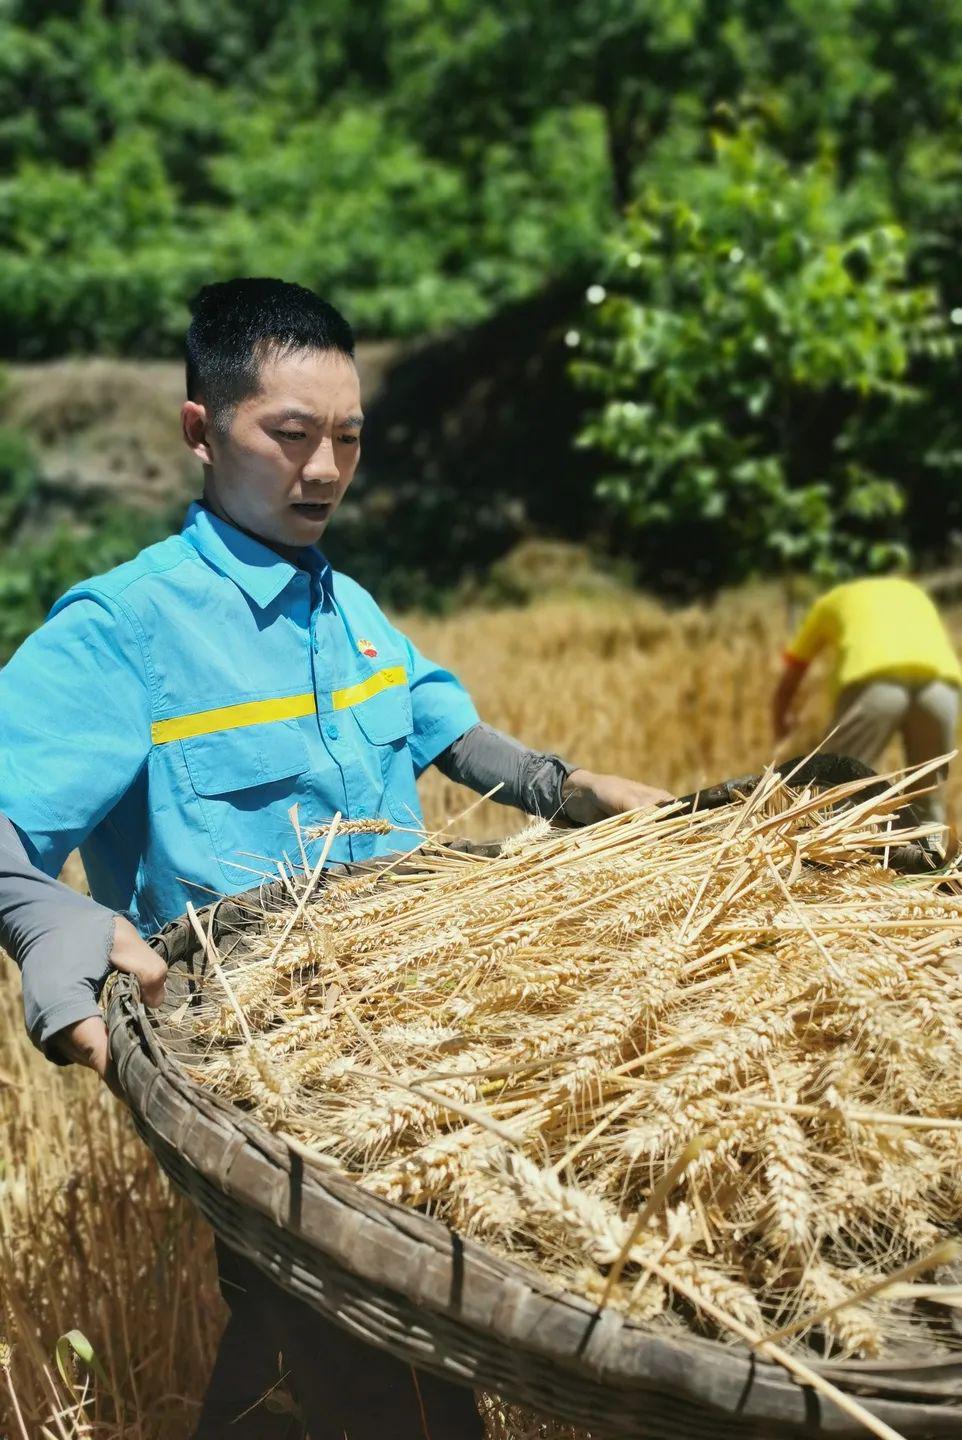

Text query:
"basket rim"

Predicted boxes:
[[106, 868, 962, 1433]]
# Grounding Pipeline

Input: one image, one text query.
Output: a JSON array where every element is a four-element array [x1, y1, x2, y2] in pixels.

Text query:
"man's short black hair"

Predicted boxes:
[[186, 278, 356, 426]]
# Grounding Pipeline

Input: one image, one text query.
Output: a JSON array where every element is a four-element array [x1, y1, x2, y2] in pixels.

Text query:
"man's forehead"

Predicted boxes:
[[257, 346, 359, 388], [248, 348, 362, 417]]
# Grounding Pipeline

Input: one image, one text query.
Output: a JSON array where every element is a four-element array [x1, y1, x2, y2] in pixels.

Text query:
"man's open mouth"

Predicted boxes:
[[290, 501, 333, 518]]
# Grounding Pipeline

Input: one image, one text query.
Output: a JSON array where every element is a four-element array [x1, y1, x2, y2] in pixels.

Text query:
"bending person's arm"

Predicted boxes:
[[774, 593, 835, 743], [773, 656, 808, 742], [435, 723, 672, 824]]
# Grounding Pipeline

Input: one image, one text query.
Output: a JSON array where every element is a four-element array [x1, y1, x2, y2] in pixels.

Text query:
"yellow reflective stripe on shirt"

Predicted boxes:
[[151, 693, 317, 745], [150, 668, 407, 742], [331, 666, 406, 712]]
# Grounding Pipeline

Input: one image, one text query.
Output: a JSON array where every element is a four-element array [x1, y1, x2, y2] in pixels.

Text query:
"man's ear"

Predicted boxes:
[[181, 400, 215, 466]]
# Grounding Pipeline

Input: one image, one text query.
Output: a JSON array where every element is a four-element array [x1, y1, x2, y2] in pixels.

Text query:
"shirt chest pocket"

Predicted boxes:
[[347, 672, 414, 746], [177, 720, 312, 884], [182, 719, 310, 798]]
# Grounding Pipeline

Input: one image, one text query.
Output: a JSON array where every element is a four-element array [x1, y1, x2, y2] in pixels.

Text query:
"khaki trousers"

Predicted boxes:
[[830, 678, 959, 825]]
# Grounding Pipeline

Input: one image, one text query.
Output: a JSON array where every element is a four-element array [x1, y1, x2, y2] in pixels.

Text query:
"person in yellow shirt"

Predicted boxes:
[[773, 576, 961, 824]]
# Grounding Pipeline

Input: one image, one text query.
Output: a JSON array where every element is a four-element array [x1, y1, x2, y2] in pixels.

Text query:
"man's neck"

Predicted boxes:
[[200, 485, 304, 567]]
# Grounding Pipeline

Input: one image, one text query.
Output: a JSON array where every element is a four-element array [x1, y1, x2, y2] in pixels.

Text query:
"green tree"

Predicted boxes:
[[572, 128, 954, 589], [0, 424, 37, 533], [386, 0, 703, 205], [204, 105, 481, 334]]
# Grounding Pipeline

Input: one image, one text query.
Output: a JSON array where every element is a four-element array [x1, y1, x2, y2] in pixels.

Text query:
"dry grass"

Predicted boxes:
[[0, 968, 223, 1436], [2, 585, 962, 1438], [408, 586, 924, 839]]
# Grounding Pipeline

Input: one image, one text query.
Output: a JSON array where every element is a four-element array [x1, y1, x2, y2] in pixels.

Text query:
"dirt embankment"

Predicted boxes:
[[3, 342, 406, 513]]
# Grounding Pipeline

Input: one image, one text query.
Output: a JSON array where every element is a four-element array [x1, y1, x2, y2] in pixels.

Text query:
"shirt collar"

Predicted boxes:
[[181, 502, 332, 609]]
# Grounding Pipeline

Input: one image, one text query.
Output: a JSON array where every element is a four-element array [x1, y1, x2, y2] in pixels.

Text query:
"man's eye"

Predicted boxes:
[[277, 430, 307, 442], [337, 434, 359, 445]]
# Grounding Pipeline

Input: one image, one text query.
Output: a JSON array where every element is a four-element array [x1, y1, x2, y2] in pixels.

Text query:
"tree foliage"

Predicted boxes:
[[3, 0, 962, 353], [573, 128, 955, 587], [2, 1, 962, 585]]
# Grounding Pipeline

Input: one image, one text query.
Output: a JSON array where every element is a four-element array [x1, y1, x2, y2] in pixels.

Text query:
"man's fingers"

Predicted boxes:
[[603, 779, 674, 810], [52, 1015, 110, 1077], [638, 785, 674, 805], [110, 915, 168, 1008], [44, 918, 164, 1088], [562, 769, 674, 824]]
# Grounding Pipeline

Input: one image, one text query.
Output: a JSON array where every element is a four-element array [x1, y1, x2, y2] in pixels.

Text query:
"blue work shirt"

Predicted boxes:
[[0, 503, 478, 935]]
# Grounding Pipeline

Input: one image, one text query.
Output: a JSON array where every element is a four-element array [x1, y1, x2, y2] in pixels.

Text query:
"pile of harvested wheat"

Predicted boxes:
[[179, 762, 962, 1434]]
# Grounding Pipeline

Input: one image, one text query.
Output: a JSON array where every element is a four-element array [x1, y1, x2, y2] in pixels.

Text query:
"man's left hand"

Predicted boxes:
[[561, 767, 674, 826]]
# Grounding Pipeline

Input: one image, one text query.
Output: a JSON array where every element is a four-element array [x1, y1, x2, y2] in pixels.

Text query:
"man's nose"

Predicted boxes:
[[302, 439, 340, 484]]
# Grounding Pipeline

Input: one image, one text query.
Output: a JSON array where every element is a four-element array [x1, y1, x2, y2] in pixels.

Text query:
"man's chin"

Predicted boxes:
[[282, 504, 335, 541]]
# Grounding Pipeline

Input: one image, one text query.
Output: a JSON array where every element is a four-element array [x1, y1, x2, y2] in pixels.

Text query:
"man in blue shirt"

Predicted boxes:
[[0, 279, 671, 1438]]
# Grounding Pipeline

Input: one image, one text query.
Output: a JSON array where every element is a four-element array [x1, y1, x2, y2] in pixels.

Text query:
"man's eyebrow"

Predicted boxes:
[[272, 408, 364, 428], [274, 408, 321, 425]]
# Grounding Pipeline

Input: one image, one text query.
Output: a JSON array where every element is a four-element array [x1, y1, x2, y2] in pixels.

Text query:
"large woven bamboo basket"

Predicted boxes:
[[106, 862, 962, 1438]]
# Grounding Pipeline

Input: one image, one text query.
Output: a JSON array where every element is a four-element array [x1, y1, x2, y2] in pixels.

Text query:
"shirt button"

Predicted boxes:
[[356, 804, 367, 817], [326, 722, 339, 740]]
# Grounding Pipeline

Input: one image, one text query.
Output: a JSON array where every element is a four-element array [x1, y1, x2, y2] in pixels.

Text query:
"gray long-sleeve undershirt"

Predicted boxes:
[[0, 815, 115, 1054], [433, 721, 573, 818], [0, 723, 575, 1058]]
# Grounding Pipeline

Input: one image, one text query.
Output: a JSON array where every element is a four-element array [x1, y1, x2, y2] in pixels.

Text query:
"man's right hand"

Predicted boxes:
[[51, 916, 167, 1081]]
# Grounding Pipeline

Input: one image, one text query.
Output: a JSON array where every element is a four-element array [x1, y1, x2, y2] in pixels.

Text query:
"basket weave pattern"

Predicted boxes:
[[106, 875, 962, 1438]]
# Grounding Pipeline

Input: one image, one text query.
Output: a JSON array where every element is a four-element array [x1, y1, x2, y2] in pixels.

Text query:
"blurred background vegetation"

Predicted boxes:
[[2, 0, 962, 655]]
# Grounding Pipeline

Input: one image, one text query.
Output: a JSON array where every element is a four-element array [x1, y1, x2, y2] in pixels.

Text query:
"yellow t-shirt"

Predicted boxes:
[[786, 577, 962, 699]]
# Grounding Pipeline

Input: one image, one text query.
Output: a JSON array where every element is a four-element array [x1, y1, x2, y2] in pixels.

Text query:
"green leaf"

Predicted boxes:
[[55, 1329, 108, 1394]]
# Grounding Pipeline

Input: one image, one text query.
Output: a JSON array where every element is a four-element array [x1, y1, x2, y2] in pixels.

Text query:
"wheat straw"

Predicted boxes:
[[174, 761, 962, 1438]]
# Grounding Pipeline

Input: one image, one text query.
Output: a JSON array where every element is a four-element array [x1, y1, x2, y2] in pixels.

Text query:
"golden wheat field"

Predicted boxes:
[[3, 585, 961, 1438]]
